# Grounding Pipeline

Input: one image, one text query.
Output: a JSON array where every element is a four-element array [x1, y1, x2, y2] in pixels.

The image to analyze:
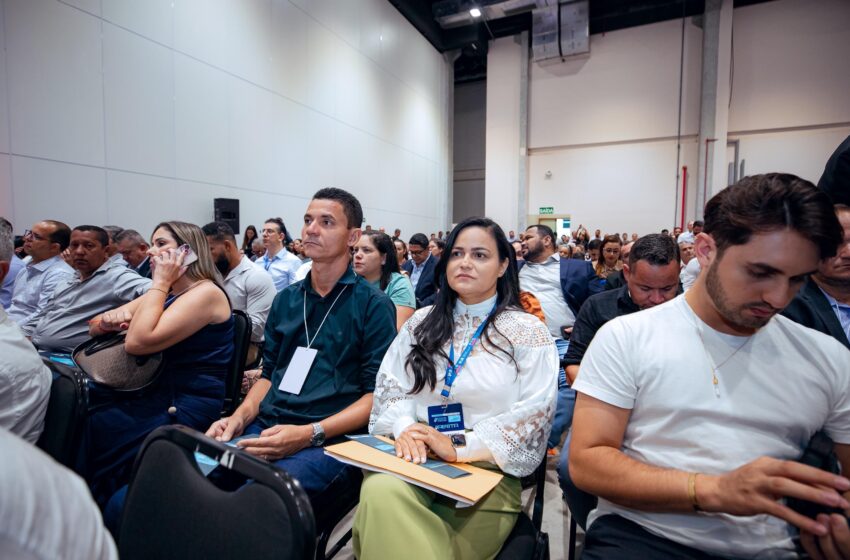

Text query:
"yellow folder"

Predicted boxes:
[[324, 436, 504, 505]]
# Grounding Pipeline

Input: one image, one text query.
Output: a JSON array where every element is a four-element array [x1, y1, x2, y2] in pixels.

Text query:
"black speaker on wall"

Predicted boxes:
[[214, 198, 240, 235]]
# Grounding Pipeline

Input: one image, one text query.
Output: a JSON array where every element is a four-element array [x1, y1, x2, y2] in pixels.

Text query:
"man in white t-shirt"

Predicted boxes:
[[570, 173, 850, 560]]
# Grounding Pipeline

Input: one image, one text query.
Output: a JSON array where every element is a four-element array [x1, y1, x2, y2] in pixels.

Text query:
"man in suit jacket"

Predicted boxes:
[[519, 224, 603, 450], [781, 204, 850, 349], [114, 229, 152, 278], [401, 233, 438, 308]]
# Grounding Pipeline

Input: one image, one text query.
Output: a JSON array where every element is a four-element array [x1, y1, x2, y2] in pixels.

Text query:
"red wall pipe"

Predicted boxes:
[[680, 166, 687, 230]]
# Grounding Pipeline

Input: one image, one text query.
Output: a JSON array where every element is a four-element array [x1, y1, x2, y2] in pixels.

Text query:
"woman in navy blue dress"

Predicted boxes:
[[85, 221, 234, 509]]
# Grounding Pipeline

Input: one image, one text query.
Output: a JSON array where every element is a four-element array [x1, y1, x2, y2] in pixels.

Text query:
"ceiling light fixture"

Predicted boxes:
[[470, 7, 482, 18]]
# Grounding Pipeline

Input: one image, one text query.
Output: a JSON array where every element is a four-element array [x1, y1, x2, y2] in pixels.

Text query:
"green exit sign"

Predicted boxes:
[[539, 207, 554, 215]]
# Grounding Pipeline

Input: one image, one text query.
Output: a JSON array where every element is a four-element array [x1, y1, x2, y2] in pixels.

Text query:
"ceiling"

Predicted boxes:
[[389, 0, 774, 82]]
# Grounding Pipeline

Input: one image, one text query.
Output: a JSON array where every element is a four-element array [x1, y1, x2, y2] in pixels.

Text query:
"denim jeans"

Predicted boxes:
[[241, 422, 362, 517], [557, 433, 597, 530], [548, 338, 575, 449]]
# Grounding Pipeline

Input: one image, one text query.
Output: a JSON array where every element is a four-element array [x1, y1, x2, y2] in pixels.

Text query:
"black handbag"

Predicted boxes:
[[73, 332, 164, 392]]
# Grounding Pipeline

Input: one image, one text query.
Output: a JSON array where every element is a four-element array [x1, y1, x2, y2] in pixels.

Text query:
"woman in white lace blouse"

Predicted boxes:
[[352, 217, 558, 560]]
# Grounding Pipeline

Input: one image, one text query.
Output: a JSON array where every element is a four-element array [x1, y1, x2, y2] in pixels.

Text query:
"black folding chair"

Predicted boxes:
[[36, 359, 88, 468], [314, 472, 362, 560], [495, 459, 550, 560], [118, 425, 315, 560], [223, 310, 251, 416]]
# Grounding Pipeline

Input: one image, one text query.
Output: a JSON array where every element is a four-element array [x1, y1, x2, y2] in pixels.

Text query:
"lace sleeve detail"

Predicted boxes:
[[475, 312, 559, 477], [368, 310, 432, 435], [369, 373, 413, 434]]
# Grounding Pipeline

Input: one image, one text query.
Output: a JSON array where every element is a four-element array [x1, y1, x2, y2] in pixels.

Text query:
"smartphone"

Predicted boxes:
[[176, 244, 199, 267]]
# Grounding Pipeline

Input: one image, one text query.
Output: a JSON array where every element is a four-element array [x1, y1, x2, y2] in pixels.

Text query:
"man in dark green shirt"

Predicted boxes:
[[207, 188, 396, 514]]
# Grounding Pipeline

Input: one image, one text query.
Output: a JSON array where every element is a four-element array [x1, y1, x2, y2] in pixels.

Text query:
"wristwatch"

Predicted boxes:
[[450, 434, 466, 448], [310, 423, 326, 447]]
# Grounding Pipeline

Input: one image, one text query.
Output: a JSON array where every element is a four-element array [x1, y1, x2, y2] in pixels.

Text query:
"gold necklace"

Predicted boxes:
[[695, 326, 754, 398]]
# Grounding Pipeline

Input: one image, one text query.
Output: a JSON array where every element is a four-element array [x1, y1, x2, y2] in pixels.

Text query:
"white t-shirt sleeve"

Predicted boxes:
[[572, 317, 638, 410], [822, 344, 850, 445]]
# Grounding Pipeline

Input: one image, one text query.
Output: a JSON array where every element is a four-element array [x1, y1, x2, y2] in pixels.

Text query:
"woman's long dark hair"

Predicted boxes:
[[361, 231, 399, 291], [241, 225, 258, 252], [405, 217, 521, 394]]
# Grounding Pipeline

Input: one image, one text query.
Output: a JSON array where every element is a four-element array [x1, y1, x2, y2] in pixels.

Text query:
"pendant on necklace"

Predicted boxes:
[[712, 373, 720, 398]]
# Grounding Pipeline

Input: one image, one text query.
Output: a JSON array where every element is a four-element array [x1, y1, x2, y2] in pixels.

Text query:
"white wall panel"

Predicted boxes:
[[729, 0, 850, 131], [227, 76, 277, 190], [0, 155, 12, 223], [528, 140, 700, 236], [173, 0, 233, 73], [733, 127, 850, 185], [60, 0, 100, 16], [106, 170, 224, 234], [529, 18, 702, 149], [102, 24, 175, 176], [102, 0, 173, 47], [0, 3, 10, 156], [5, 0, 104, 165], [12, 156, 107, 229], [4, 0, 450, 236], [174, 54, 229, 186], [271, 0, 309, 104]]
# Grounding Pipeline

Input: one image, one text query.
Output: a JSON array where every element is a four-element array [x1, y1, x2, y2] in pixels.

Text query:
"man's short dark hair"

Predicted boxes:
[[409, 233, 429, 248], [526, 224, 557, 247], [629, 234, 680, 267], [73, 225, 109, 247], [202, 221, 237, 243], [44, 220, 71, 250], [704, 173, 843, 259], [312, 187, 363, 229], [102, 225, 124, 243], [114, 228, 146, 246]]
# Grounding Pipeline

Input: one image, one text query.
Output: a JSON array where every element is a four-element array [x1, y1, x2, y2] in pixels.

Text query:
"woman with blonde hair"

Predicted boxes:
[[85, 221, 234, 511]]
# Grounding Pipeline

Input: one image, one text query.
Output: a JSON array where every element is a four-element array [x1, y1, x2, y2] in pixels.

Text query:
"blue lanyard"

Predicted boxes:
[[441, 304, 496, 399]]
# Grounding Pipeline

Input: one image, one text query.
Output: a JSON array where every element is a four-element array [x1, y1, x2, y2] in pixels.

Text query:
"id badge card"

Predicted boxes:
[[427, 403, 465, 433], [278, 347, 318, 395]]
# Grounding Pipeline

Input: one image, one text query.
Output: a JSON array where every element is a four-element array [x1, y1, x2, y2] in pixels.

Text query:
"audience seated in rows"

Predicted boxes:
[[85, 221, 234, 510], [0, 218, 25, 309], [0, 226, 50, 443], [569, 174, 850, 559], [30, 226, 151, 354], [114, 229, 152, 278], [206, 188, 397, 518], [256, 217, 301, 292], [7, 220, 74, 336], [402, 233, 439, 308], [353, 231, 416, 331], [519, 223, 603, 451], [202, 221, 276, 366], [353, 217, 557, 559]]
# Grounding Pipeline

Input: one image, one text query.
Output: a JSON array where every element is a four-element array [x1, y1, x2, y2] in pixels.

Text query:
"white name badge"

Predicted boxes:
[[278, 346, 318, 395]]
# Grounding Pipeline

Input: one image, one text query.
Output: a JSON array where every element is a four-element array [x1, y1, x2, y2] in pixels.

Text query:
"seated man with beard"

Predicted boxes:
[[203, 222, 276, 366]]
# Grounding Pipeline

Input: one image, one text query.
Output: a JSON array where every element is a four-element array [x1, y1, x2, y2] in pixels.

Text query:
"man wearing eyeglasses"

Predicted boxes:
[[7, 221, 74, 335], [401, 233, 438, 308]]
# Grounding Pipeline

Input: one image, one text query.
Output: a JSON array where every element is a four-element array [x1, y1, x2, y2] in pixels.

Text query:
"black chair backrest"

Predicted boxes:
[[36, 359, 88, 468], [223, 310, 251, 416], [494, 459, 550, 560], [118, 425, 315, 560]]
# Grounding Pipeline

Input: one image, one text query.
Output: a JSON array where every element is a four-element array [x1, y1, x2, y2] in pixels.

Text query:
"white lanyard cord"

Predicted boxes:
[[303, 285, 348, 349]]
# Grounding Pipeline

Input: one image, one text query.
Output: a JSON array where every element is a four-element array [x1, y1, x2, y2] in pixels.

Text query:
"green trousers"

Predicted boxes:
[[352, 465, 521, 560]]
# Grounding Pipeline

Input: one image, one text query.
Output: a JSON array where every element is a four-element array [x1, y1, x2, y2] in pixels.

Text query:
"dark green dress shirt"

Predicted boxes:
[[258, 267, 396, 427]]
